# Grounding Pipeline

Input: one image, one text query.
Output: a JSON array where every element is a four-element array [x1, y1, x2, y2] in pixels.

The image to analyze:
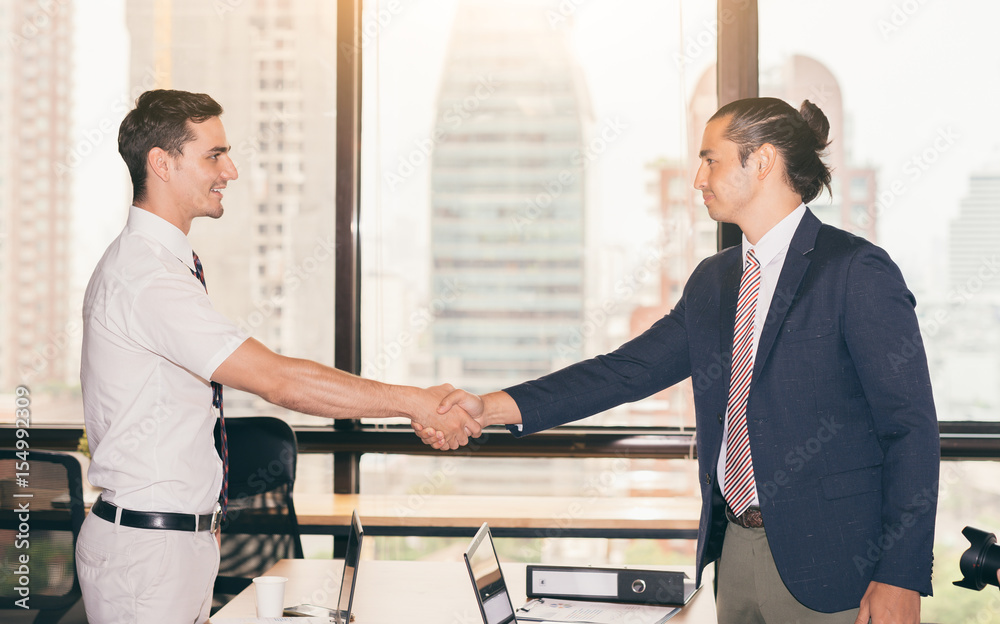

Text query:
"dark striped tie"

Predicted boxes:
[[192, 250, 229, 521], [723, 249, 761, 517]]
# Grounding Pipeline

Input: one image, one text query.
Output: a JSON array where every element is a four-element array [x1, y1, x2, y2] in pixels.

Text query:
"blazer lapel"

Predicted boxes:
[[752, 209, 821, 382]]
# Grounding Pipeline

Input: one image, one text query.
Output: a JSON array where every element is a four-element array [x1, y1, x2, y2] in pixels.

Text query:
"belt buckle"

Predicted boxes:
[[210, 502, 221, 534]]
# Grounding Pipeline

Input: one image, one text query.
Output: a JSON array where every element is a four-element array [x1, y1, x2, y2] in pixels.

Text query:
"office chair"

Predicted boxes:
[[0, 449, 85, 623], [212, 416, 304, 611]]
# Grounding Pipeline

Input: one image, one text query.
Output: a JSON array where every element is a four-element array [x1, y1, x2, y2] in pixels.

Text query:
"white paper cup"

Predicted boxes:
[[252, 575, 288, 617]]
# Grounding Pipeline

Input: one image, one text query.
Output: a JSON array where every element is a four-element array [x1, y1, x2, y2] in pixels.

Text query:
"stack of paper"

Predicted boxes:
[[516, 598, 680, 624], [211, 617, 334, 623]]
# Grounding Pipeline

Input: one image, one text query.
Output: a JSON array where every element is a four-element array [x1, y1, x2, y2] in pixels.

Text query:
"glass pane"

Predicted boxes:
[[758, 0, 1000, 613], [361, 0, 715, 563], [3, 1, 337, 428], [362, 0, 717, 427]]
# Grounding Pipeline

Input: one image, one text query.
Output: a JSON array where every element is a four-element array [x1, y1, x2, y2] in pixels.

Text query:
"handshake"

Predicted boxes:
[[406, 384, 508, 451]]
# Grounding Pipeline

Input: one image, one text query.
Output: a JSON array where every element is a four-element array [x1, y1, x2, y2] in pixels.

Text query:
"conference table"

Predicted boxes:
[[212, 559, 716, 622]]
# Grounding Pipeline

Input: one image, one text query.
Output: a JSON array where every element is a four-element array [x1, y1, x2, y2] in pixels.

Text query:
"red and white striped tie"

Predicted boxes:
[[724, 249, 761, 518]]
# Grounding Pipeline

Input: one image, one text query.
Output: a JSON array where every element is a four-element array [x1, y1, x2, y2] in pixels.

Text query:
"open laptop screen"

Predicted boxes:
[[464, 523, 517, 624], [336, 509, 364, 624]]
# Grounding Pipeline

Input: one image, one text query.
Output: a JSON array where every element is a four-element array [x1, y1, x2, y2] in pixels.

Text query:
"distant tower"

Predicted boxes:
[[949, 173, 1000, 297], [430, 0, 592, 392], [762, 55, 877, 241], [0, 1, 74, 389], [125, 0, 337, 386]]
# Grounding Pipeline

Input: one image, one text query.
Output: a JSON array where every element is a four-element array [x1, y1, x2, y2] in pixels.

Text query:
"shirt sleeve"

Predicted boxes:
[[126, 268, 250, 382]]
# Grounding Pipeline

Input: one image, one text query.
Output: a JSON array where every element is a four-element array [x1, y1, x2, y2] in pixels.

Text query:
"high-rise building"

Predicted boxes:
[[930, 173, 1000, 421], [949, 173, 1000, 297], [0, 0, 73, 390], [429, 0, 592, 393], [124, 0, 337, 416]]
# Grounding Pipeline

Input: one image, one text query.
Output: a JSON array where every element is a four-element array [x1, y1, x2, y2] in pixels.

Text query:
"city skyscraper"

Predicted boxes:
[[124, 0, 337, 416], [949, 173, 1000, 298], [0, 0, 74, 391], [429, 0, 592, 393]]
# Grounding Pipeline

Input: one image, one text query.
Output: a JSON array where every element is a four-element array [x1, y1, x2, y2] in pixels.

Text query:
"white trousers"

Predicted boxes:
[[75, 511, 220, 624]]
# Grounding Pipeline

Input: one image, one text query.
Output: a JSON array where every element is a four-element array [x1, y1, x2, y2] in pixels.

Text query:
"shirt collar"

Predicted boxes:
[[741, 203, 807, 268], [127, 206, 196, 272]]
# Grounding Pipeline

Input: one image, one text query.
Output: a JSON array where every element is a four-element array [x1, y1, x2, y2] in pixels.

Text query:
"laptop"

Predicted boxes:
[[464, 522, 521, 624], [285, 509, 364, 623], [464, 523, 685, 624]]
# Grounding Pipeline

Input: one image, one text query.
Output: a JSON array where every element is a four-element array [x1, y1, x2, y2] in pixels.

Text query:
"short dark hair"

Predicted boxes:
[[709, 97, 832, 204], [118, 89, 224, 203]]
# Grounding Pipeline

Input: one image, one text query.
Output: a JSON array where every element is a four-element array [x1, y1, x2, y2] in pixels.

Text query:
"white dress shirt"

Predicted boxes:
[[81, 206, 249, 515], [716, 203, 807, 506]]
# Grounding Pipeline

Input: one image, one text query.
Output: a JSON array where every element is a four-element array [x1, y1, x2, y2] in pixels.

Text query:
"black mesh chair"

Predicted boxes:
[[212, 416, 303, 611], [0, 449, 85, 623]]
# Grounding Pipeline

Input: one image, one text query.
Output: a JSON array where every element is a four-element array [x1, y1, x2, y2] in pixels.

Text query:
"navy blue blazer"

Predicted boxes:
[[505, 209, 939, 612]]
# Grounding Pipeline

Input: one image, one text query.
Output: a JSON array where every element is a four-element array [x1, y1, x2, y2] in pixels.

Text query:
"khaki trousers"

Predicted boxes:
[[716, 521, 860, 624], [76, 511, 220, 624]]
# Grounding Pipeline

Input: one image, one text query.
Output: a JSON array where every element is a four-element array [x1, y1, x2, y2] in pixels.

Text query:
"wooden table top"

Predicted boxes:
[[211, 559, 716, 623], [295, 493, 702, 532]]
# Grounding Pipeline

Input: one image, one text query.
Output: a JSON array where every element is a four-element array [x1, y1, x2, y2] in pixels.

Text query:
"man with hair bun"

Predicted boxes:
[[426, 97, 938, 622]]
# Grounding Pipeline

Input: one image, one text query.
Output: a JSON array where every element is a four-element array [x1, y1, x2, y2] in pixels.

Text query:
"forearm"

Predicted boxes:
[[214, 337, 420, 421], [267, 357, 417, 420]]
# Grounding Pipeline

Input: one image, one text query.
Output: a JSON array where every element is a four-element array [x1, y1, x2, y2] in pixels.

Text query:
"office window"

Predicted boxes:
[[4, 2, 337, 438], [759, 1, 1000, 616], [361, 0, 716, 560]]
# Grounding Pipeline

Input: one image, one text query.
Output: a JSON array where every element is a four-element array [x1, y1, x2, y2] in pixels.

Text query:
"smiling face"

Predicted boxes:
[[166, 116, 238, 222], [693, 115, 757, 227]]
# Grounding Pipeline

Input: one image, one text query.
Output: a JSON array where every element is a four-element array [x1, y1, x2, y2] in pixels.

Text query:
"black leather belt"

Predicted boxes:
[[726, 504, 764, 528], [92, 497, 220, 533]]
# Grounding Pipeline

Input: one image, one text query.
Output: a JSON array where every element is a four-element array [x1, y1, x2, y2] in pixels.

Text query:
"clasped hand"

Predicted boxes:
[[411, 386, 485, 450], [409, 384, 483, 450]]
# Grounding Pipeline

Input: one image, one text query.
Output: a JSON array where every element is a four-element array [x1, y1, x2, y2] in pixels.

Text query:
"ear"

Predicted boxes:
[[754, 143, 778, 181], [147, 147, 171, 184]]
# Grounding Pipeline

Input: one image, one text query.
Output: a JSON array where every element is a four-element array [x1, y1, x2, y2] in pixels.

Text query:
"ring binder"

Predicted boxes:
[[525, 565, 690, 606]]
